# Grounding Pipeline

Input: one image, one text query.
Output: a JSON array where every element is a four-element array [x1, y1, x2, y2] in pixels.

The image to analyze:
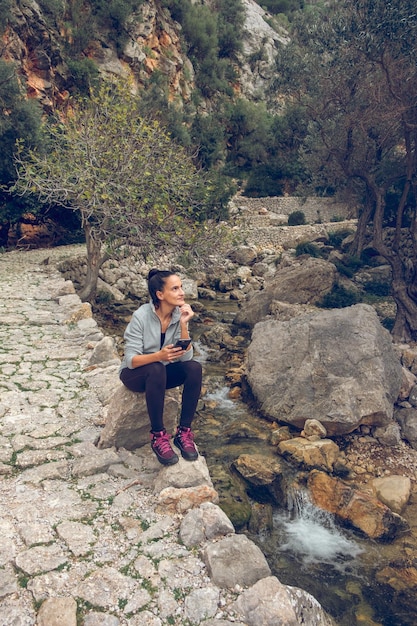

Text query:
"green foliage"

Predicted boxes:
[[334, 255, 362, 278], [162, 0, 244, 96], [238, 104, 308, 196], [191, 113, 226, 169], [327, 229, 353, 248], [0, 0, 12, 33], [261, 0, 304, 17], [67, 59, 100, 95], [318, 284, 360, 309], [287, 210, 306, 226], [11, 79, 229, 299], [0, 60, 43, 192], [381, 317, 395, 332], [36, 0, 65, 21], [295, 241, 321, 257], [362, 279, 391, 298]]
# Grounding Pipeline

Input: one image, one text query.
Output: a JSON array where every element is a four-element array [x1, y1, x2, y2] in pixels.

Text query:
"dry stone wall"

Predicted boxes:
[[234, 195, 354, 223]]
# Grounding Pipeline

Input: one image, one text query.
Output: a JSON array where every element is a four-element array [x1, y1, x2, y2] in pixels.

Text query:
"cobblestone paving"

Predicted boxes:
[[0, 246, 234, 626]]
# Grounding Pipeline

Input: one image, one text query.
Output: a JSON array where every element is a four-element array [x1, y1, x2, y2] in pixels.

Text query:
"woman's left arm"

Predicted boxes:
[[179, 304, 194, 353]]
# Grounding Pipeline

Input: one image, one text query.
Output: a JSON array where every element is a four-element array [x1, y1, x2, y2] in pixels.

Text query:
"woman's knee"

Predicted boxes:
[[184, 360, 202, 383], [146, 362, 167, 383]]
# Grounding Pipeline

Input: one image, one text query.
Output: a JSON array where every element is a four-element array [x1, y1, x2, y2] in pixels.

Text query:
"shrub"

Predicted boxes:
[[288, 210, 306, 226], [381, 317, 395, 332], [295, 241, 322, 258], [334, 255, 362, 278], [67, 59, 99, 95], [318, 284, 360, 309], [327, 229, 353, 248], [362, 279, 391, 298]]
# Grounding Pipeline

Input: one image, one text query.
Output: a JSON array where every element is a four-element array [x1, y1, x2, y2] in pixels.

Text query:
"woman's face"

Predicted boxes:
[[157, 274, 185, 308]]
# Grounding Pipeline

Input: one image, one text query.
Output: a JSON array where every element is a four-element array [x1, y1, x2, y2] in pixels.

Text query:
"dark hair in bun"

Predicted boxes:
[[147, 269, 175, 308]]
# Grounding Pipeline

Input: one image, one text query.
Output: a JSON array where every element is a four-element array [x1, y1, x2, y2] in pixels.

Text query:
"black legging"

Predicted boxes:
[[120, 360, 202, 432]]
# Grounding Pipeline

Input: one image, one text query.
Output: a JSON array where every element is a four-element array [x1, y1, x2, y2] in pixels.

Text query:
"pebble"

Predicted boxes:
[[0, 246, 239, 626]]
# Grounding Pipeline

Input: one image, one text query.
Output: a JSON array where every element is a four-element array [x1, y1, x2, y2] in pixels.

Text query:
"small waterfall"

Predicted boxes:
[[275, 489, 363, 571]]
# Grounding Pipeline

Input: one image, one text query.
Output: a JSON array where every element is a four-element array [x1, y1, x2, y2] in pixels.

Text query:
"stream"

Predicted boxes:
[[96, 297, 413, 626]]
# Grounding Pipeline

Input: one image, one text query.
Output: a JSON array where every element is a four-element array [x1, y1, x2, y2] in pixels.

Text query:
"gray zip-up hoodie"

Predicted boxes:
[[119, 301, 193, 374]]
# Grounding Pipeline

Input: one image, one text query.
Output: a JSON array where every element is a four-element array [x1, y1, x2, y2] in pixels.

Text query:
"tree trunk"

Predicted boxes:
[[78, 224, 103, 303]]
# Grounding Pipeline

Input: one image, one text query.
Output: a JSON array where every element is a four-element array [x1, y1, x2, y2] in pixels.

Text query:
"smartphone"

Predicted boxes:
[[174, 338, 192, 350]]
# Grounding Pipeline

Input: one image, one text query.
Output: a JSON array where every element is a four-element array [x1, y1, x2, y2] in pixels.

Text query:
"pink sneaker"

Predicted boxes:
[[151, 430, 179, 466], [173, 427, 198, 461]]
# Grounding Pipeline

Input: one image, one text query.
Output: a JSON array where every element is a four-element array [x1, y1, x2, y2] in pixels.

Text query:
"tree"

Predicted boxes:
[[12, 79, 225, 302], [275, 0, 417, 341], [0, 60, 43, 244]]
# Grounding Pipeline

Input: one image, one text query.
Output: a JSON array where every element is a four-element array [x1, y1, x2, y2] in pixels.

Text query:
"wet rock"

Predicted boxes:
[[270, 425, 292, 446], [303, 418, 327, 438], [370, 475, 411, 514], [248, 502, 274, 534], [277, 437, 340, 472], [232, 454, 286, 504], [307, 470, 409, 541], [375, 564, 417, 622], [208, 464, 252, 530]]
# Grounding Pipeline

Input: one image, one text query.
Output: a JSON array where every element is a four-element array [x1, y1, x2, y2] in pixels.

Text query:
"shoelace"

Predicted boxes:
[[179, 428, 195, 448], [153, 432, 172, 454]]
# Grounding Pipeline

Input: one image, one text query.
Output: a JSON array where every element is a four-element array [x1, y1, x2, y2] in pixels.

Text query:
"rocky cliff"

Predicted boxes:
[[2, 0, 287, 114]]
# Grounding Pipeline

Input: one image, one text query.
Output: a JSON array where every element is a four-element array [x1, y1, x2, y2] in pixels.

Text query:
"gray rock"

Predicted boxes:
[[395, 406, 417, 449], [233, 576, 336, 626], [247, 304, 402, 435], [14, 544, 69, 576], [96, 383, 179, 450], [88, 336, 119, 365], [179, 502, 234, 547], [234, 256, 337, 327], [202, 534, 271, 588], [373, 422, 402, 446], [72, 448, 121, 477], [184, 585, 220, 622], [56, 521, 96, 556]]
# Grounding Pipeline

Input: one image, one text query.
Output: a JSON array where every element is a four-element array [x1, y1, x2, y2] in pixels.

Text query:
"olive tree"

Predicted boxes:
[[13, 79, 222, 302], [275, 0, 417, 341]]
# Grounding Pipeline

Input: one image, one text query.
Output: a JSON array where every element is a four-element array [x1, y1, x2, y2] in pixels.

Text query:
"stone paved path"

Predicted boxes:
[[0, 246, 236, 626]]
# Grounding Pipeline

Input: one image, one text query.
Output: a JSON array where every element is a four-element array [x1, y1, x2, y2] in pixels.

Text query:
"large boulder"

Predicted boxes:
[[202, 534, 271, 588], [96, 382, 179, 450], [233, 576, 336, 626], [246, 304, 402, 436], [234, 256, 337, 327], [307, 470, 409, 541]]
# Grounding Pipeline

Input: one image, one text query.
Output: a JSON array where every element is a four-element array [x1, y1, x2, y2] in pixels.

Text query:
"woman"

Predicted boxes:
[[119, 269, 202, 466]]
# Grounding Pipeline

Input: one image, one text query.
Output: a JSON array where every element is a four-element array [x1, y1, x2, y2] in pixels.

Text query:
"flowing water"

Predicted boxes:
[[98, 297, 414, 626]]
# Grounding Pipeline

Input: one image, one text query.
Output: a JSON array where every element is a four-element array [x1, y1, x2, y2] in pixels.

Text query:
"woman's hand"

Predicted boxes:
[[179, 303, 194, 325], [160, 344, 186, 362]]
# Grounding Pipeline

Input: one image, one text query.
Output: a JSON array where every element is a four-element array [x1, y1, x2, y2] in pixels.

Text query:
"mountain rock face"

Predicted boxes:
[[2, 0, 286, 113], [239, 0, 289, 103]]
